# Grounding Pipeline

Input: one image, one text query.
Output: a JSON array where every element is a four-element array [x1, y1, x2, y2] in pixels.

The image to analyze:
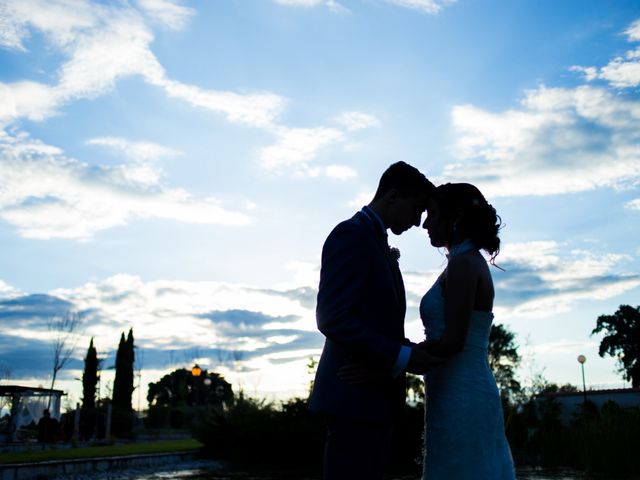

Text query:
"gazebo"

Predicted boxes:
[[0, 385, 65, 441]]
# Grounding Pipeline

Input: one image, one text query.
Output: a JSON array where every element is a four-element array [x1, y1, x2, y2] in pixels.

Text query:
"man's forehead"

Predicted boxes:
[[416, 192, 432, 209]]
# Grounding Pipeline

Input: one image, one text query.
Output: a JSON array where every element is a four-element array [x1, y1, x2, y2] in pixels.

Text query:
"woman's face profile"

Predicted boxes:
[[423, 198, 446, 248]]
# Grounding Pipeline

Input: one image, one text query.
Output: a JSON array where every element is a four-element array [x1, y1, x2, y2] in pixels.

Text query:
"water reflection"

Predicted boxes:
[[53, 462, 620, 480]]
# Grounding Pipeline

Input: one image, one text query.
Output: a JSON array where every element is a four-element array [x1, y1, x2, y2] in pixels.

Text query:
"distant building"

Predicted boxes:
[[0, 385, 65, 442], [535, 387, 640, 424]]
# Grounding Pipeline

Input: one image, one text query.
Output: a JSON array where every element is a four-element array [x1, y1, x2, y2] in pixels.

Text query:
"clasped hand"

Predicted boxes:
[[338, 342, 443, 385]]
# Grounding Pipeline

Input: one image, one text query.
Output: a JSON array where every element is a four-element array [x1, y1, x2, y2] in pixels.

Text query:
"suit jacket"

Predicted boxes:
[[309, 210, 409, 424]]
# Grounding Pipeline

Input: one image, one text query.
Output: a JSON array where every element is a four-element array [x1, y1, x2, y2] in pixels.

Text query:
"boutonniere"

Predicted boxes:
[[389, 246, 401, 262]]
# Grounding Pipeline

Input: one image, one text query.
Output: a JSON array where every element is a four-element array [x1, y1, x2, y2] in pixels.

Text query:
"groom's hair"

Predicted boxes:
[[373, 161, 435, 201]]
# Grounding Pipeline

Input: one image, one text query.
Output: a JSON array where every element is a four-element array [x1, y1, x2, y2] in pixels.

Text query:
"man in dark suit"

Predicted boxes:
[[309, 161, 439, 480]]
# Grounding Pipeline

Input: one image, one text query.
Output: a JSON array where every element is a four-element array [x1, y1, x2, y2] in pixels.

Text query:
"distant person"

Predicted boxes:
[[418, 182, 515, 478], [309, 161, 442, 480], [37, 408, 58, 443]]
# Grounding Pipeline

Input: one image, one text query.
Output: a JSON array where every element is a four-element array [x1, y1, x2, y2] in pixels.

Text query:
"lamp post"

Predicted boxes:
[[191, 364, 202, 406], [577, 354, 587, 403]]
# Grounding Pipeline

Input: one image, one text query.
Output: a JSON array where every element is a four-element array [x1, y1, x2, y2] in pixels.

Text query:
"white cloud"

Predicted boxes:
[[348, 191, 374, 207], [137, 0, 194, 31], [273, 0, 346, 13], [0, 0, 96, 51], [626, 18, 640, 42], [385, 0, 455, 15], [275, 0, 325, 5], [0, 280, 20, 300], [56, 274, 320, 390], [260, 126, 344, 170], [494, 241, 640, 318], [401, 241, 640, 321], [447, 85, 640, 197], [445, 19, 640, 198], [274, 0, 457, 14], [530, 339, 599, 356], [569, 65, 597, 82], [51, 274, 312, 342], [87, 137, 181, 163], [0, 0, 286, 129], [155, 79, 285, 128], [572, 18, 640, 89], [0, 132, 250, 240], [0, 6, 27, 51], [0, 0, 377, 181], [325, 164, 357, 180], [0, 273, 322, 398], [335, 111, 381, 131], [0, 81, 60, 122], [627, 198, 640, 210], [598, 53, 640, 89]]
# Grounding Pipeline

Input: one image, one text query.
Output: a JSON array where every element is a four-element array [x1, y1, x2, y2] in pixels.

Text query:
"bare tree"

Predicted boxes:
[[0, 362, 12, 414], [183, 347, 202, 368], [0, 362, 11, 384], [48, 311, 81, 409], [216, 348, 245, 370]]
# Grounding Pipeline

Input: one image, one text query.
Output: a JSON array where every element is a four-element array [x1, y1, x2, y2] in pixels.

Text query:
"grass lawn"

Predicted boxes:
[[0, 438, 203, 465]]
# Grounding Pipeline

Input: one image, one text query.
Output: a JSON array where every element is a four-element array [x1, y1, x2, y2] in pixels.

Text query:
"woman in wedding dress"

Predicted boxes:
[[420, 182, 515, 479]]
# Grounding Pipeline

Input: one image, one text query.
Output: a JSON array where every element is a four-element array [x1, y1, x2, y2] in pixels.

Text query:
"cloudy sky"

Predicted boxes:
[[1, 0, 639, 408]]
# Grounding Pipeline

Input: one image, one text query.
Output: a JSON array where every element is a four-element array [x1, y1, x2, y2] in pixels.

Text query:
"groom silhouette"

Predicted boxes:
[[309, 161, 438, 480]]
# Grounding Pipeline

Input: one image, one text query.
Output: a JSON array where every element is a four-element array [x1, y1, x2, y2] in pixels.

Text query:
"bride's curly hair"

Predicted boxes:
[[435, 183, 503, 265]]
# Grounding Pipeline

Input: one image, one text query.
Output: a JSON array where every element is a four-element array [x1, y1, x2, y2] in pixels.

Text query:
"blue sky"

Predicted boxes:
[[1, 0, 639, 407]]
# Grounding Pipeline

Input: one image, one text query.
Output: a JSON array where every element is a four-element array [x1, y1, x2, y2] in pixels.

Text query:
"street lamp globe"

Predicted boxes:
[[577, 354, 587, 402], [191, 364, 202, 377]]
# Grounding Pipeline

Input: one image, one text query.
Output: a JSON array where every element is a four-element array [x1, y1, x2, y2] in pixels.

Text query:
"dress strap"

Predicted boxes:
[[446, 239, 476, 259]]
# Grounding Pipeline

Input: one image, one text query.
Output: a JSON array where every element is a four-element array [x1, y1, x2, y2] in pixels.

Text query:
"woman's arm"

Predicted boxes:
[[425, 254, 479, 357]]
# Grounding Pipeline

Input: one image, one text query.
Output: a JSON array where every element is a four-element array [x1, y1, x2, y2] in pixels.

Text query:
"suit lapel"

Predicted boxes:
[[355, 211, 404, 309]]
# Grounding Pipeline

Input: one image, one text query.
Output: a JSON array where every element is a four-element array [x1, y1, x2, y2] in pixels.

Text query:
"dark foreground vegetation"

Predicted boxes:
[[517, 399, 640, 476], [186, 389, 640, 477]]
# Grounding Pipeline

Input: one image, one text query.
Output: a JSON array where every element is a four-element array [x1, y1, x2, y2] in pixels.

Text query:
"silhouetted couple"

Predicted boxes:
[[309, 162, 516, 479]]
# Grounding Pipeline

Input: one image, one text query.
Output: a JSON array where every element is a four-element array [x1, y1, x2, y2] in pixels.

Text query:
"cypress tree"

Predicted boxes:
[[112, 329, 135, 411], [112, 332, 127, 410], [81, 337, 98, 410], [125, 328, 135, 410]]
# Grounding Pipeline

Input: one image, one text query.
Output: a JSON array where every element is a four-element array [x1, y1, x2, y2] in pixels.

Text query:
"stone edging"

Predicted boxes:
[[0, 450, 201, 480]]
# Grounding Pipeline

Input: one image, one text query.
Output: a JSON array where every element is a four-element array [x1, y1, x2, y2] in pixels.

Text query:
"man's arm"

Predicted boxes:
[[316, 223, 401, 370]]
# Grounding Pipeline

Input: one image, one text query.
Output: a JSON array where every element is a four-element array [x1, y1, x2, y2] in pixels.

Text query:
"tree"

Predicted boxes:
[[592, 304, 640, 387], [112, 328, 135, 411], [538, 382, 578, 394], [405, 373, 425, 403], [81, 338, 99, 410], [307, 356, 318, 396], [110, 329, 135, 437], [147, 368, 233, 408], [0, 362, 12, 414], [146, 368, 233, 429], [488, 323, 522, 401], [48, 311, 81, 409]]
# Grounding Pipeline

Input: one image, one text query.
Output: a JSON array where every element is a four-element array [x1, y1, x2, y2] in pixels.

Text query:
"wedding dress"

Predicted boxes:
[[420, 244, 515, 479]]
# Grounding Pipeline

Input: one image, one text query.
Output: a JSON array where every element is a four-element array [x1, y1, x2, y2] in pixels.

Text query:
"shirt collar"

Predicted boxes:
[[361, 206, 387, 236]]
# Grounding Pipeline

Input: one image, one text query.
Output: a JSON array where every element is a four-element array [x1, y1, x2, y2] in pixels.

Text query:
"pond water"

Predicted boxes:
[[51, 461, 633, 480]]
